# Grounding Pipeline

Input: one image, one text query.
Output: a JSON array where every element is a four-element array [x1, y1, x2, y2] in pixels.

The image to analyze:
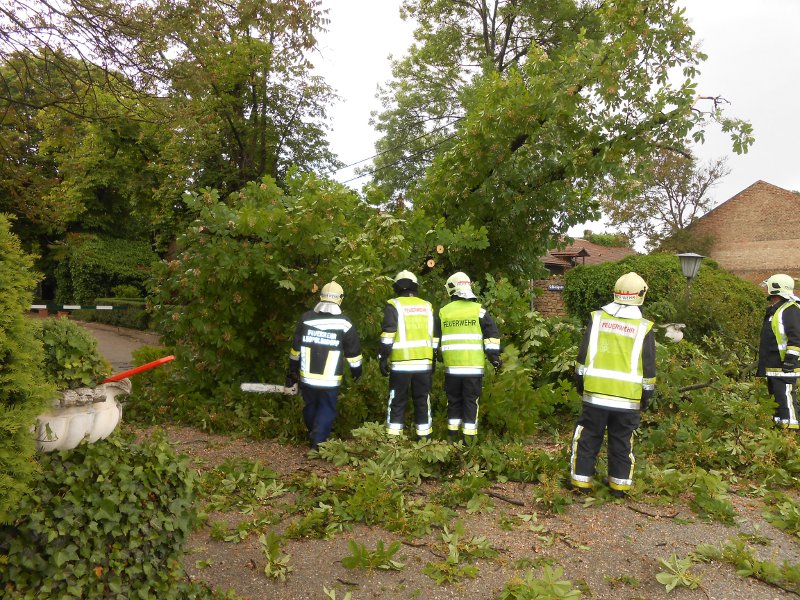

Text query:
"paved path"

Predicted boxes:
[[72, 321, 161, 373]]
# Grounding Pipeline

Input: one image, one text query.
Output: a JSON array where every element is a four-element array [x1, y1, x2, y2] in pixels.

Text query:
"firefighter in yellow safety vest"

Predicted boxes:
[[379, 270, 437, 439], [757, 273, 800, 430], [570, 272, 656, 498], [434, 272, 501, 443]]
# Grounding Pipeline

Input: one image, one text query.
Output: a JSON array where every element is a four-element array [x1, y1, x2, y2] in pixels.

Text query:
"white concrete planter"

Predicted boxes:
[[35, 379, 132, 452]]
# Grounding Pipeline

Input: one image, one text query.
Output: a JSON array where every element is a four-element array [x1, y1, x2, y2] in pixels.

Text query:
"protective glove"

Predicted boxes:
[[379, 356, 390, 377], [782, 359, 797, 374], [640, 390, 653, 412], [489, 355, 503, 373], [436, 350, 444, 363]]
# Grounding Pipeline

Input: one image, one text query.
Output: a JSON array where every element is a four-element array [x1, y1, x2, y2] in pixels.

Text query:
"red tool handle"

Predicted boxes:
[[102, 355, 175, 383]]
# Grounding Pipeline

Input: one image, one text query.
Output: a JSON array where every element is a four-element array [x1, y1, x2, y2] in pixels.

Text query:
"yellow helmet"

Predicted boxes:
[[762, 274, 795, 299], [445, 272, 476, 299], [613, 272, 648, 306], [320, 281, 344, 305]]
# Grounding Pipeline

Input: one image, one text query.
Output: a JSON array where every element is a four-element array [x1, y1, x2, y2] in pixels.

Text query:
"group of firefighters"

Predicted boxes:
[[285, 271, 501, 450], [284, 268, 800, 499]]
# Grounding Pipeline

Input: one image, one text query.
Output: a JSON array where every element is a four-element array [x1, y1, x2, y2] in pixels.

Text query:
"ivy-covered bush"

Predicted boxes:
[[54, 233, 157, 304], [0, 433, 201, 599], [563, 253, 764, 345], [0, 214, 54, 523], [34, 317, 110, 390]]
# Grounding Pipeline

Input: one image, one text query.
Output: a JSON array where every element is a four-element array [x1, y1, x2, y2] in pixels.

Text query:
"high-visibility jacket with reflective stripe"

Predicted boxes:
[[289, 309, 362, 388], [439, 300, 486, 375], [579, 310, 654, 412], [758, 299, 800, 377], [383, 296, 434, 368]]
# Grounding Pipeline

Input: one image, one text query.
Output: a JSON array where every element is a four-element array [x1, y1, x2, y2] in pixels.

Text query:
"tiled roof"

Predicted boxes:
[[540, 239, 637, 268]]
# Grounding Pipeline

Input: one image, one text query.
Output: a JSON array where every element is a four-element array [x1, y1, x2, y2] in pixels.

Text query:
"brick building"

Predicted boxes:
[[685, 180, 800, 284], [533, 235, 637, 316]]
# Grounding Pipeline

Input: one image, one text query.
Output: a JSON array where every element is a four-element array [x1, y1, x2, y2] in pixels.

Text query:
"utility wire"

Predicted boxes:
[[341, 131, 460, 184], [332, 116, 464, 173]]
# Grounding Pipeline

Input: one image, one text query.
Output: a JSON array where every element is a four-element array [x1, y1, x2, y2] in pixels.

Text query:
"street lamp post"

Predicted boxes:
[[677, 252, 705, 302]]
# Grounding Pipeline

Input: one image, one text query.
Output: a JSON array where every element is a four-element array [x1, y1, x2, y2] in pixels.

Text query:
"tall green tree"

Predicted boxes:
[[374, 0, 752, 278], [0, 53, 80, 251], [368, 0, 603, 200], [1, 0, 339, 242], [135, 0, 339, 194], [0, 52, 168, 253]]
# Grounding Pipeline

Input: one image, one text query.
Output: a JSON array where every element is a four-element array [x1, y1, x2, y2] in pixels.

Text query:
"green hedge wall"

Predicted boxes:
[[563, 253, 764, 346], [55, 235, 157, 305]]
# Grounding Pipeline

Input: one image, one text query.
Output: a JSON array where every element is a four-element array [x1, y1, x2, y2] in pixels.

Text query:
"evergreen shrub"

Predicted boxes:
[[0, 433, 202, 599], [0, 214, 53, 523]]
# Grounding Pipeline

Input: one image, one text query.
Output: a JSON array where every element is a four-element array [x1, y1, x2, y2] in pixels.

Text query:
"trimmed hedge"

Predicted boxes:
[[563, 253, 764, 346], [72, 298, 151, 330], [54, 234, 157, 305]]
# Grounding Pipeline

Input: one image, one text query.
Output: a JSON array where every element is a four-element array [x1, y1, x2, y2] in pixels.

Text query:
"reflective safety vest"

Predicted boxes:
[[387, 297, 434, 369], [290, 314, 362, 388], [766, 301, 800, 378], [579, 310, 654, 411], [440, 300, 484, 375]]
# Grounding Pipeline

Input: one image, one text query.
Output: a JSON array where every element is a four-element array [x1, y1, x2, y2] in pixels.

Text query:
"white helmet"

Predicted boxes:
[[393, 269, 418, 293], [320, 281, 344, 305], [393, 270, 418, 284], [445, 272, 476, 299], [613, 272, 648, 306], [762, 274, 795, 299]]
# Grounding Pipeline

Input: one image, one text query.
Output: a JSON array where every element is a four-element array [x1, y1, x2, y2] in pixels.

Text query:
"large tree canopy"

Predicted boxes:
[[371, 0, 752, 278], [368, 0, 601, 200], [0, 0, 339, 252]]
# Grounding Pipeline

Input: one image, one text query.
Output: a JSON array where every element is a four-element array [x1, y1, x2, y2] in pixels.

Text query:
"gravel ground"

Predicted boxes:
[[130, 425, 800, 600]]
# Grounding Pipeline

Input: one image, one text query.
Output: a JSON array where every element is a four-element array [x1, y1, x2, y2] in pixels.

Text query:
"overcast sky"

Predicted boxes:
[[313, 1, 800, 229]]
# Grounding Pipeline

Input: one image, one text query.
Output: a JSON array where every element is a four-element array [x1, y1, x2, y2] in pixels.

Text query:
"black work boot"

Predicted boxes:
[[602, 478, 627, 499], [447, 430, 460, 443]]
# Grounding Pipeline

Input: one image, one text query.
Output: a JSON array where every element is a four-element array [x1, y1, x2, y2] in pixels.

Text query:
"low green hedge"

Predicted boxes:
[[72, 298, 151, 330], [0, 433, 203, 599]]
